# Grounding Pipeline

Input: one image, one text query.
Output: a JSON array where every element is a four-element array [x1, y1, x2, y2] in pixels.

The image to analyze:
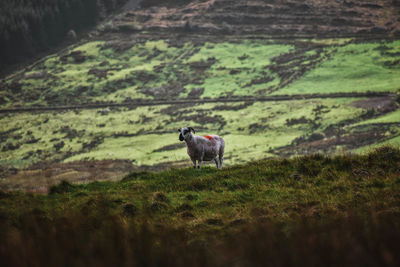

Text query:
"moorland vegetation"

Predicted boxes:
[[1, 146, 399, 266]]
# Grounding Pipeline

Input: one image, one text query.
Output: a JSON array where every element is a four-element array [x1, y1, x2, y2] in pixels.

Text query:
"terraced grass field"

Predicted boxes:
[[3, 39, 400, 106]]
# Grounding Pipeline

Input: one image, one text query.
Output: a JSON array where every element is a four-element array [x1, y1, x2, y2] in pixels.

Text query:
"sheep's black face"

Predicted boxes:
[[178, 127, 190, 141]]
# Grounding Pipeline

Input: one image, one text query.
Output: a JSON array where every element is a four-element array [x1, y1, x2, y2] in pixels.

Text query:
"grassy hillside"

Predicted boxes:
[[0, 98, 362, 167], [275, 41, 400, 95], [1, 147, 400, 266], [1, 38, 400, 180], [2, 39, 400, 107], [1, 0, 400, 189]]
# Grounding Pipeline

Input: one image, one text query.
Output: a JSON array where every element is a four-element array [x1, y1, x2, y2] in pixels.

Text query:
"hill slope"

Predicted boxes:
[[1, 0, 400, 187], [126, 0, 400, 37], [1, 147, 400, 266]]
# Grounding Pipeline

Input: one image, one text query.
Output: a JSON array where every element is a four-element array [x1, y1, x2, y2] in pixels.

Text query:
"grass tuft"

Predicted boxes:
[[49, 180, 77, 194]]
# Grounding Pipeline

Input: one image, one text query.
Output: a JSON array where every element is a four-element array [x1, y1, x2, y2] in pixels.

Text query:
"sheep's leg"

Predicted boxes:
[[192, 159, 197, 169], [214, 158, 219, 168], [219, 147, 224, 169], [198, 150, 205, 170]]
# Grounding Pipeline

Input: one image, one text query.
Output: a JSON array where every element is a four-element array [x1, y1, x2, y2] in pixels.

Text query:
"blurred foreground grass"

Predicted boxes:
[[1, 146, 400, 266]]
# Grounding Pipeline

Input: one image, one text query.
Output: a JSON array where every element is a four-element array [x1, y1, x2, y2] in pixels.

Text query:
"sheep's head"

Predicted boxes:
[[178, 127, 195, 141]]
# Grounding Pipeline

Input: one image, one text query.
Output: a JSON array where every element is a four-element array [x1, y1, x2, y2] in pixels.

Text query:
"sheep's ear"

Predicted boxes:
[[189, 127, 195, 133], [178, 128, 181, 132]]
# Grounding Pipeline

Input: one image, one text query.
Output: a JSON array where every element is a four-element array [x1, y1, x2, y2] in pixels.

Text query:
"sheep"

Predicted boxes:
[[178, 127, 225, 169]]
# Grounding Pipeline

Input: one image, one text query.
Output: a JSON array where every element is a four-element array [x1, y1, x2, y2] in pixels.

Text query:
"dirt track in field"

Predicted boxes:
[[0, 92, 395, 113], [0, 159, 191, 193]]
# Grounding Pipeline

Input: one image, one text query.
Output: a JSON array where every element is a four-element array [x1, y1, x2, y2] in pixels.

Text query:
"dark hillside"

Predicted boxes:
[[120, 0, 400, 37], [2, 0, 399, 75], [0, 0, 128, 74]]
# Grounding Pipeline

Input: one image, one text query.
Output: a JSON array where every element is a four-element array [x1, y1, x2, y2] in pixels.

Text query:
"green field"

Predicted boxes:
[[0, 97, 369, 168], [275, 41, 400, 95], [1, 38, 400, 174], [3, 39, 400, 107]]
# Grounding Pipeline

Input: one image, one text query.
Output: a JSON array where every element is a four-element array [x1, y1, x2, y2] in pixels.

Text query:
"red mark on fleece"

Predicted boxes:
[[203, 135, 214, 140]]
